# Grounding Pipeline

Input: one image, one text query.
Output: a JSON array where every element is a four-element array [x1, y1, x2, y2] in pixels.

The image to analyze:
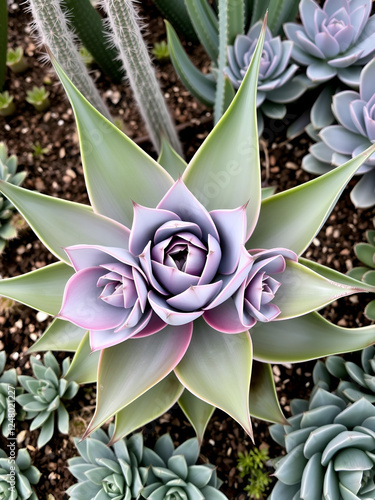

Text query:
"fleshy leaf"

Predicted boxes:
[[248, 144, 375, 254], [249, 361, 287, 424], [65, 332, 100, 384], [178, 390, 215, 444], [84, 324, 192, 436], [175, 318, 253, 438], [0, 181, 130, 263], [158, 137, 187, 180], [110, 373, 184, 443], [182, 21, 266, 238], [28, 319, 86, 353], [0, 262, 74, 315], [51, 56, 174, 227], [251, 312, 375, 363]]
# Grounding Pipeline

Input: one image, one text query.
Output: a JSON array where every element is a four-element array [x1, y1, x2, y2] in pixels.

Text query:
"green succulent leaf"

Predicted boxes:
[[185, 0, 219, 61], [0, 181, 130, 263], [65, 332, 100, 384], [251, 312, 375, 363], [0, 262, 74, 315], [28, 318, 86, 353], [51, 56, 174, 227], [182, 22, 266, 238], [249, 144, 375, 254], [178, 389, 215, 444], [355, 243, 375, 269], [111, 373, 184, 443], [158, 136, 187, 180], [175, 318, 253, 438]]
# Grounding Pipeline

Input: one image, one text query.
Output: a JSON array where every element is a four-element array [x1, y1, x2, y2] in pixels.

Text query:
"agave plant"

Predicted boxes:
[[16, 352, 79, 448], [270, 389, 375, 499], [141, 434, 225, 499], [303, 58, 375, 208], [1, 24, 375, 447], [68, 426, 147, 499], [0, 142, 26, 253], [284, 0, 375, 87], [0, 448, 41, 500], [347, 217, 375, 320], [225, 21, 306, 133]]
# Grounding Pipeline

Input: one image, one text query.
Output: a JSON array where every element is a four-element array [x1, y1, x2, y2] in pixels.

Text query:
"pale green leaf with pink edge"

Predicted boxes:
[[174, 318, 253, 438], [178, 390, 215, 445], [52, 57, 174, 227], [28, 318, 86, 353], [0, 262, 73, 315], [65, 332, 100, 384], [182, 22, 266, 238]]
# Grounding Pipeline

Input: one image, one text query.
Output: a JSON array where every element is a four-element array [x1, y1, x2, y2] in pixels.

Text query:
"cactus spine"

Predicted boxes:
[[102, 0, 182, 155], [27, 0, 112, 122]]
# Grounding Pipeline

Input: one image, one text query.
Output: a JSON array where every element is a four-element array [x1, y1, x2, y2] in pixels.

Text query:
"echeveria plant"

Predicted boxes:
[[0, 448, 40, 500], [1, 25, 375, 444], [0, 351, 19, 437], [284, 0, 375, 87], [303, 58, 375, 208], [270, 390, 375, 499], [225, 21, 306, 133]]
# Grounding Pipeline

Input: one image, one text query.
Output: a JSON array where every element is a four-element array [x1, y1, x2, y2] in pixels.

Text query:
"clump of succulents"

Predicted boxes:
[[284, 0, 375, 87], [6, 46, 28, 74], [0, 351, 19, 437], [152, 41, 170, 63], [0, 448, 41, 500], [237, 447, 271, 499], [270, 389, 375, 499], [141, 434, 226, 499], [0, 91, 15, 117], [26, 85, 50, 112], [16, 352, 79, 448], [348, 217, 375, 320], [68, 426, 147, 499], [0, 142, 26, 253], [303, 58, 375, 208], [225, 21, 306, 133]]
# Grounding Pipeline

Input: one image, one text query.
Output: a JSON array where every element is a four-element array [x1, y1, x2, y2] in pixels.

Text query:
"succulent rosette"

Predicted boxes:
[[1, 26, 375, 446], [284, 0, 375, 87], [303, 59, 375, 208], [225, 21, 306, 133]]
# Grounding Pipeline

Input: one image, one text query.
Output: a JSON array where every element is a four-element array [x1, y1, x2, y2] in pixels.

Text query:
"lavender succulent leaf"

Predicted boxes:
[[51, 56, 174, 227], [27, 319, 86, 354], [178, 390, 215, 445]]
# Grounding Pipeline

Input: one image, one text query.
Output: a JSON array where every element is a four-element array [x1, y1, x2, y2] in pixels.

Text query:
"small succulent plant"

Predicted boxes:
[[284, 0, 375, 87], [348, 217, 375, 320], [16, 352, 79, 448], [6, 46, 28, 74], [303, 58, 375, 208], [0, 448, 41, 500], [225, 21, 306, 133], [270, 389, 375, 499], [0, 142, 26, 253], [152, 40, 170, 63], [26, 85, 50, 112], [78, 46, 94, 67], [0, 91, 15, 117], [237, 447, 271, 499], [68, 426, 147, 499], [0, 351, 19, 437], [141, 434, 226, 499]]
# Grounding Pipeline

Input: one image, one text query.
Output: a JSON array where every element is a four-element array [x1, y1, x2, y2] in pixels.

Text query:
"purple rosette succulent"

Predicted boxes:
[[303, 58, 375, 207], [225, 21, 306, 132], [284, 0, 375, 87]]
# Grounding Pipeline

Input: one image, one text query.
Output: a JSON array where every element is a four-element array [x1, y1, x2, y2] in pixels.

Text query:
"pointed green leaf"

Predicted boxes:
[[251, 312, 375, 363], [28, 318, 86, 353], [248, 144, 375, 254], [0, 262, 74, 315], [274, 260, 371, 320], [249, 361, 286, 424], [52, 57, 174, 226], [183, 22, 266, 238], [111, 374, 184, 443], [178, 390, 215, 444], [158, 137, 187, 180], [175, 318, 253, 438], [65, 332, 100, 384], [166, 21, 216, 107], [85, 324, 192, 436], [0, 181, 130, 263]]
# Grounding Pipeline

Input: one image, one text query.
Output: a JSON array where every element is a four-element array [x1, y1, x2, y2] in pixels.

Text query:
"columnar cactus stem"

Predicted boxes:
[[102, 0, 182, 155], [27, 0, 112, 122]]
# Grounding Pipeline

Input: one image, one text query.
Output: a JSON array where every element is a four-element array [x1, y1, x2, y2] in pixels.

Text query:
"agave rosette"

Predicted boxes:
[[1, 24, 375, 444]]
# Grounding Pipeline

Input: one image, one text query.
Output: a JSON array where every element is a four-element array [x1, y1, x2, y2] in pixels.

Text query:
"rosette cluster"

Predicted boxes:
[[284, 0, 375, 86], [59, 180, 295, 349]]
